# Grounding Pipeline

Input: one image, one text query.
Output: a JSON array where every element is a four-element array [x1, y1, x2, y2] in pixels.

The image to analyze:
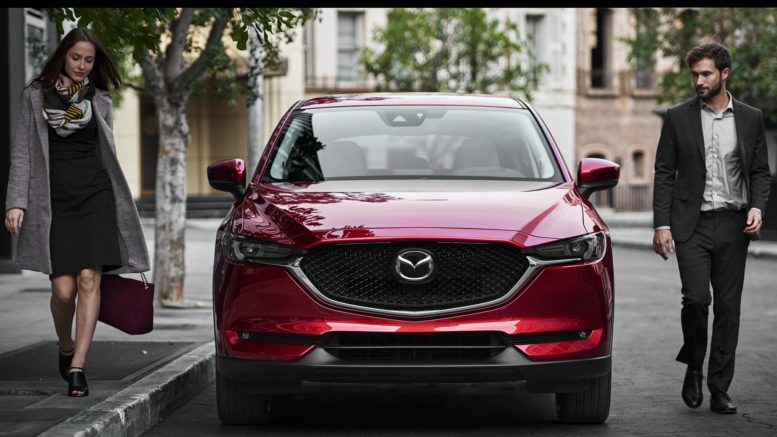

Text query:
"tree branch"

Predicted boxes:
[[123, 82, 147, 93], [164, 8, 194, 80], [141, 49, 164, 97], [172, 9, 229, 97]]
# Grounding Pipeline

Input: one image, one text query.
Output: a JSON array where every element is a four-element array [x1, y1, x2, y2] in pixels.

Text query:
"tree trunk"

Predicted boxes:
[[154, 97, 189, 304]]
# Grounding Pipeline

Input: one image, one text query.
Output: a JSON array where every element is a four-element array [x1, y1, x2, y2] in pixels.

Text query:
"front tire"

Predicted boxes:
[[555, 371, 611, 424], [216, 371, 272, 425]]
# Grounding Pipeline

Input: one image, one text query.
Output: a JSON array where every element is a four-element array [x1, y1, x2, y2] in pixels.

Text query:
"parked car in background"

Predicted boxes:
[[208, 93, 620, 425]]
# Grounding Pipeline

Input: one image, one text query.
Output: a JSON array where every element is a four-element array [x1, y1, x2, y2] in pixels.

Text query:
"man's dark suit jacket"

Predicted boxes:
[[653, 96, 771, 243]]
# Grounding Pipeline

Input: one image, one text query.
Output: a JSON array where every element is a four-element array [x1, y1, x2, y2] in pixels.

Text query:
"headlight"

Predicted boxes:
[[219, 232, 303, 264], [524, 231, 605, 262]]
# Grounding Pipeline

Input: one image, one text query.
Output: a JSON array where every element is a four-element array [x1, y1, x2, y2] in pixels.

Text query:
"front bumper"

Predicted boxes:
[[213, 236, 615, 382], [214, 256, 614, 361], [217, 349, 611, 394]]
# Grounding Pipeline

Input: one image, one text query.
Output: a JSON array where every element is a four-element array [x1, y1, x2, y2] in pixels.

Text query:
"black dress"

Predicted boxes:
[[48, 113, 123, 276]]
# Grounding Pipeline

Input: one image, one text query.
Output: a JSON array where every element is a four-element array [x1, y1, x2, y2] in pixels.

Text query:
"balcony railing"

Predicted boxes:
[[577, 68, 658, 97], [590, 184, 652, 212]]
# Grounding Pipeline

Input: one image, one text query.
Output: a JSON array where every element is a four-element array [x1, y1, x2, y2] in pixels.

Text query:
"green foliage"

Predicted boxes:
[[624, 8, 777, 127], [361, 8, 548, 101], [190, 42, 239, 106], [50, 8, 173, 62], [47, 8, 315, 107], [621, 8, 659, 75]]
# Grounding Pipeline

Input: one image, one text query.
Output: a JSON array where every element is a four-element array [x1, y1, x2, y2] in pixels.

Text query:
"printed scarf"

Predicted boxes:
[[42, 74, 95, 137]]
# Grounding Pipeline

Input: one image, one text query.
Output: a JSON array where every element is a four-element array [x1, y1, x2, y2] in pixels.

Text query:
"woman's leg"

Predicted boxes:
[[70, 268, 102, 378], [50, 274, 77, 351]]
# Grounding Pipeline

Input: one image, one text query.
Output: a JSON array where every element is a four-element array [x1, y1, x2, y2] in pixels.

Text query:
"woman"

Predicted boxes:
[[4, 28, 150, 397]]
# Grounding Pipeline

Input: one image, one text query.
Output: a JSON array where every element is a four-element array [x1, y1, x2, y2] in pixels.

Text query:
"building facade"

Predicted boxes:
[[6, 8, 575, 201], [6, 8, 775, 237], [574, 8, 666, 212], [136, 8, 579, 198]]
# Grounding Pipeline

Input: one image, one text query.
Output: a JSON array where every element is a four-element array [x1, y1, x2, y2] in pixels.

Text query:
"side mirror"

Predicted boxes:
[[207, 159, 246, 200], [577, 158, 620, 199]]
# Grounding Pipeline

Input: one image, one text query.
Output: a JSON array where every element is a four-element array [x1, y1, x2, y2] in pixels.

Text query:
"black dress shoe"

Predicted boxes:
[[67, 367, 89, 397], [681, 369, 703, 408], [710, 390, 737, 414]]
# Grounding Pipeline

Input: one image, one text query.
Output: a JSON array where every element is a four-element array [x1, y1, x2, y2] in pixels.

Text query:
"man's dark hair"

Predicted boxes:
[[685, 42, 732, 73]]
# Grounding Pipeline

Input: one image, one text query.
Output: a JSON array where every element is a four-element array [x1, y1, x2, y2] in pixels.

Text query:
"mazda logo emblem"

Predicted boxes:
[[395, 249, 434, 283]]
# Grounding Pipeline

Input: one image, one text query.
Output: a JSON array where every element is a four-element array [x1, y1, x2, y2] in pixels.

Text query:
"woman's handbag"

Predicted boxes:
[[98, 272, 154, 335]]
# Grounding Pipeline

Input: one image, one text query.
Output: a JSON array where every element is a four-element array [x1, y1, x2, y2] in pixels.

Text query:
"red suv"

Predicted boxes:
[[208, 94, 619, 425]]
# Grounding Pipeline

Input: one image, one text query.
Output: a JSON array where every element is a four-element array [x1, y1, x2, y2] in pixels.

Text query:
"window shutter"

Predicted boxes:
[[547, 11, 563, 89]]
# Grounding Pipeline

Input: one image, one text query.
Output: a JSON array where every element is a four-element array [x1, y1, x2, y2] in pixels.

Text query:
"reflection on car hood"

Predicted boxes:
[[233, 179, 593, 245]]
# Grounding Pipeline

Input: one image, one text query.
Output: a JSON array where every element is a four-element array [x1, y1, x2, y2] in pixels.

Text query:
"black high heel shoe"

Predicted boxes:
[[67, 367, 89, 397], [57, 343, 74, 381]]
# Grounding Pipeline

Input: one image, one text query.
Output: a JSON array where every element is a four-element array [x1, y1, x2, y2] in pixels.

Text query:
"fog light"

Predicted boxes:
[[578, 330, 589, 339], [225, 329, 240, 346]]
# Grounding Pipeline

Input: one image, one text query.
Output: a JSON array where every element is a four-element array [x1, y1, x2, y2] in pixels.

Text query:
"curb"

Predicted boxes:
[[39, 341, 215, 437]]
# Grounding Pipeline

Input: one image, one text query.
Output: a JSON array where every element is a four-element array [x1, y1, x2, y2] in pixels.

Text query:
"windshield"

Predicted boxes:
[[261, 105, 563, 183]]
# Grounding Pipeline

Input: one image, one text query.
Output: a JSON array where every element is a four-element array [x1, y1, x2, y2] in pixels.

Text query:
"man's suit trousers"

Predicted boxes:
[[674, 209, 750, 394]]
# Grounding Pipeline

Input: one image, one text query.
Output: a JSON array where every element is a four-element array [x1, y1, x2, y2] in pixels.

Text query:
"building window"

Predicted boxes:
[[525, 14, 544, 76], [590, 8, 612, 89], [633, 13, 656, 90], [587, 152, 606, 160], [24, 8, 48, 83], [632, 150, 646, 179], [634, 64, 655, 90], [337, 12, 362, 83]]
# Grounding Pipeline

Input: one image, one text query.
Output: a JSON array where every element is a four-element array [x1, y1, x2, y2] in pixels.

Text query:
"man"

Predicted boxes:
[[652, 42, 770, 414]]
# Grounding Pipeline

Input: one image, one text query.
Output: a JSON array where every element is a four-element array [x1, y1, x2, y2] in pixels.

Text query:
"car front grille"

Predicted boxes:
[[323, 332, 506, 361], [298, 242, 529, 313]]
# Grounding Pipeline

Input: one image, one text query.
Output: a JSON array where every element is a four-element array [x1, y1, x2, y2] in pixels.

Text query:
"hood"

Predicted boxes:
[[233, 179, 592, 247]]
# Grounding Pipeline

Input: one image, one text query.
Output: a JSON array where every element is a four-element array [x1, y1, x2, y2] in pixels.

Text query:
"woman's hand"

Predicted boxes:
[[4, 208, 25, 235]]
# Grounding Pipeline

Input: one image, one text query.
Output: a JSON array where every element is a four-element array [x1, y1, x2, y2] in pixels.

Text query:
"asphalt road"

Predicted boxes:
[[143, 246, 777, 436]]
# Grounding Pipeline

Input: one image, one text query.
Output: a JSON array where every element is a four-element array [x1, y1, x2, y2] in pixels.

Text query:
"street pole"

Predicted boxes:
[[247, 27, 264, 180]]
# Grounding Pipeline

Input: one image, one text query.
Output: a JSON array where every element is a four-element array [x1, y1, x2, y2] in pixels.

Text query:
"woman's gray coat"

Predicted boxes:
[[6, 85, 150, 275]]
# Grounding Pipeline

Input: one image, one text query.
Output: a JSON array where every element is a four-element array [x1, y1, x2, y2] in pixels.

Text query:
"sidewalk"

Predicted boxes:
[[0, 219, 220, 436], [599, 209, 777, 259], [1, 213, 775, 436]]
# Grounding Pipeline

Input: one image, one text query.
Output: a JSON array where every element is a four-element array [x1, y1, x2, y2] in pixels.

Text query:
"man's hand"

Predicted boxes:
[[653, 229, 674, 260], [744, 209, 763, 236], [4, 208, 24, 236]]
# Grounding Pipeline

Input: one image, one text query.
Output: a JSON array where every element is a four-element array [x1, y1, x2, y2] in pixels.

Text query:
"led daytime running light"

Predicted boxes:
[[527, 231, 605, 262], [219, 232, 301, 263]]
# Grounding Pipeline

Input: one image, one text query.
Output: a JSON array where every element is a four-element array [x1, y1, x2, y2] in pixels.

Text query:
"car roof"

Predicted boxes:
[[299, 93, 528, 110]]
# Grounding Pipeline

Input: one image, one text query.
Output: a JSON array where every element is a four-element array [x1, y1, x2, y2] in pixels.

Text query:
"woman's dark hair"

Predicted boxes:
[[31, 27, 121, 92], [685, 42, 732, 73]]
